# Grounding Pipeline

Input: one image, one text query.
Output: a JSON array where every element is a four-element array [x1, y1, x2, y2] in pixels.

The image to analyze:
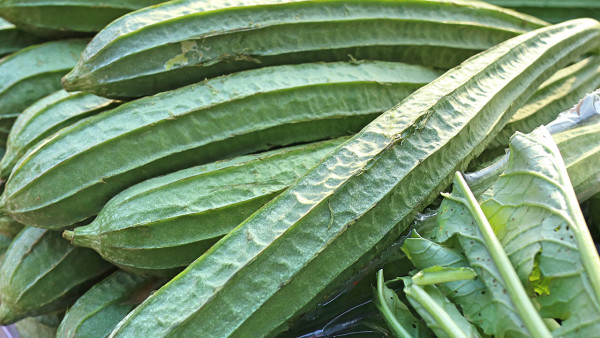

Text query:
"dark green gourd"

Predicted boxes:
[[0, 17, 44, 57], [62, 0, 546, 98], [64, 138, 346, 277], [56, 270, 162, 338], [0, 90, 119, 180], [0, 227, 113, 325], [0, 39, 88, 142]]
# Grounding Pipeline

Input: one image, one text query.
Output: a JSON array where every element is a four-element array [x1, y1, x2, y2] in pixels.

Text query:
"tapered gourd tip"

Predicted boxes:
[[61, 72, 75, 91], [61, 69, 84, 93], [63, 230, 74, 242]]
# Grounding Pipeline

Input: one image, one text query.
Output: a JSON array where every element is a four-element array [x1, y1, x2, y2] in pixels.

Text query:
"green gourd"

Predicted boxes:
[[0, 90, 119, 181], [15, 313, 63, 338], [489, 54, 600, 149], [0, 17, 44, 57], [0, 0, 165, 38], [64, 138, 346, 277], [56, 270, 161, 338], [0, 39, 88, 142], [0, 227, 113, 325], [485, 0, 600, 24], [62, 0, 546, 98]]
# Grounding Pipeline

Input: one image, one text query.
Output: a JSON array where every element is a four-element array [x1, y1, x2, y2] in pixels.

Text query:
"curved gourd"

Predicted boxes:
[[0, 39, 88, 142], [490, 54, 600, 148], [485, 0, 600, 24], [56, 270, 160, 338]]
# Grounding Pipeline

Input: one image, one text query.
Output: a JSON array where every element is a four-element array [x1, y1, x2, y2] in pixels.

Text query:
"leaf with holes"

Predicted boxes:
[[480, 127, 600, 336]]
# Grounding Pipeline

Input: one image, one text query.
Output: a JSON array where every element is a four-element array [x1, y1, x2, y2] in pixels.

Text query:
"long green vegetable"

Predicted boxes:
[[553, 123, 600, 201], [108, 19, 600, 337], [0, 39, 87, 142], [489, 54, 600, 149], [56, 270, 161, 338], [62, 0, 546, 98], [64, 138, 347, 277], [0, 227, 113, 324], [15, 314, 62, 338], [0, 39, 87, 120]]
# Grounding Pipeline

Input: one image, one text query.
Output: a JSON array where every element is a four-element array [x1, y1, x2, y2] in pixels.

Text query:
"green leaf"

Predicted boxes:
[[480, 127, 600, 336], [437, 172, 552, 337], [403, 232, 521, 335], [435, 188, 531, 337], [373, 269, 432, 338], [403, 278, 480, 338]]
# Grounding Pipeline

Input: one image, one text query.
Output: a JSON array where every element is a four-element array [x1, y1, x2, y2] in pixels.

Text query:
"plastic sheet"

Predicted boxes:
[[546, 88, 600, 134], [1, 325, 17, 338]]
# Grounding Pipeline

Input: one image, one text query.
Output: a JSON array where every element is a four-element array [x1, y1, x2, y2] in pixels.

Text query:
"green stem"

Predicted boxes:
[[376, 270, 412, 338], [543, 318, 561, 331], [404, 283, 468, 338], [412, 267, 476, 285], [62, 230, 74, 241], [454, 172, 552, 338], [385, 276, 404, 285]]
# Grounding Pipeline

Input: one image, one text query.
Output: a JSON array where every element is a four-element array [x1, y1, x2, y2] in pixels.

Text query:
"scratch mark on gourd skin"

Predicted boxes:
[[165, 40, 202, 70], [327, 200, 334, 230]]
